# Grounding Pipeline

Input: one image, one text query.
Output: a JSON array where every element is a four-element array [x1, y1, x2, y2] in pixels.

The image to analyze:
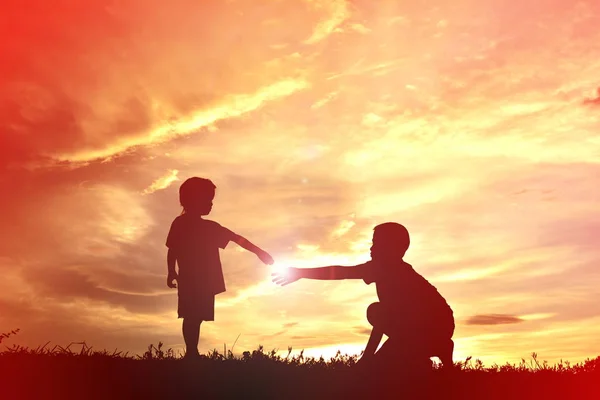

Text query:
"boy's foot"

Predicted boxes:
[[182, 351, 201, 361]]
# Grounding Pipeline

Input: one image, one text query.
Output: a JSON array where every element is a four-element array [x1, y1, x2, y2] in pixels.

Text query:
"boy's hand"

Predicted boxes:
[[272, 267, 301, 286], [257, 250, 274, 265], [167, 272, 178, 289]]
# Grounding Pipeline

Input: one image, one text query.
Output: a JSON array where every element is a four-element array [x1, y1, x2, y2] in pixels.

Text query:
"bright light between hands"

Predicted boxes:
[[269, 253, 367, 281], [270, 259, 293, 286]]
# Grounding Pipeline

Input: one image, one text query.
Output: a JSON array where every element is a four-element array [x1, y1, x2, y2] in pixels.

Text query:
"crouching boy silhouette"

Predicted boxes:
[[166, 177, 274, 359], [272, 222, 454, 370]]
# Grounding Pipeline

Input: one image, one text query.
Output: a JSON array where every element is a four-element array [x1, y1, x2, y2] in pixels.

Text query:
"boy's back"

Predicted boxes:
[[360, 260, 453, 330], [166, 213, 236, 295]]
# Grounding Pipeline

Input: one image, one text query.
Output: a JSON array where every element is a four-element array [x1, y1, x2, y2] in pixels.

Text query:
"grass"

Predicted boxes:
[[1, 330, 599, 399]]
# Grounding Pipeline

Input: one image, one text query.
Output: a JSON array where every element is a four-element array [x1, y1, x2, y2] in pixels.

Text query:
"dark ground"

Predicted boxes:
[[1, 350, 599, 400]]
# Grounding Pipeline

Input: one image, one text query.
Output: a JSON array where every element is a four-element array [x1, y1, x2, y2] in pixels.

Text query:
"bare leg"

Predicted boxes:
[[438, 339, 454, 370], [182, 318, 202, 357]]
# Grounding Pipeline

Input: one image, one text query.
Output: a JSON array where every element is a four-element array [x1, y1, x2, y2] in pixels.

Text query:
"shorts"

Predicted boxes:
[[177, 284, 215, 320]]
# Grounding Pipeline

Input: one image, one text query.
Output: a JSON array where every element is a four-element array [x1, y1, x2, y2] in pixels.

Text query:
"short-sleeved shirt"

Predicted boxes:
[[356, 260, 453, 326], [166, 214, 237, 295]]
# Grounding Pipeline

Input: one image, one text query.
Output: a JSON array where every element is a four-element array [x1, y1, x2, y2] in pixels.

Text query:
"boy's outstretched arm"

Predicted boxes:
[[272, 264, 368, 286], [231, 235, 274, 265]]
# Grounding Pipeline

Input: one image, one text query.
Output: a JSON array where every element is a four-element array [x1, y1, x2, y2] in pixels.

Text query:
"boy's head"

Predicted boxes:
[[370, 222, 410, 261], [179, 177, 216, 215]]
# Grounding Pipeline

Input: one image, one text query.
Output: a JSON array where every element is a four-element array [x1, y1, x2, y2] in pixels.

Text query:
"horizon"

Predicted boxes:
[[2, 0, 600, 367]]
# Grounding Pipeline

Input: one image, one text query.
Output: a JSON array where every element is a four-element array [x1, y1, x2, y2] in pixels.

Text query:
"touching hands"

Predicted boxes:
[[272, 267, 301, 286], [258, 250, 275, 265], [167, 272, 178, 289]]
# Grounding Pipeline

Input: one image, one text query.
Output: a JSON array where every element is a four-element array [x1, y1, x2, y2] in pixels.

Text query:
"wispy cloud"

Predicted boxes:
[[466, 314, 524, 326], [583, 87, 600, 106], [142, 169, 180, 195], [55, 79, 309, 163], [303, 0, 351, 44]]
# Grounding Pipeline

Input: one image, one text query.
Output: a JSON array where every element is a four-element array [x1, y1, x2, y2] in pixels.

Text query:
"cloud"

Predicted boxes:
[[303, 0, 351, 44], [465, 314, 524, 326], [583, 87, 600, 106], [0, 0, 319, 168], [20, 263, 172, 315], [142, 169, 180, 195], [353, 326, 372, 335], [259, 330, 288, 340], [55, 79, 309, 163]]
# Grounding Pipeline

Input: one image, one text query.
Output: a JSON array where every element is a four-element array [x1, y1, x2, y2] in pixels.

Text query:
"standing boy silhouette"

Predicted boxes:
[[166, 177, 274, 359], [272, 222, 454, 370]]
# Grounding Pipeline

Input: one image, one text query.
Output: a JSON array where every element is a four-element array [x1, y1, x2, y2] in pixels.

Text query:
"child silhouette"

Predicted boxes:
[[166, 177, 274, 359], [272, 222, 454, 370]]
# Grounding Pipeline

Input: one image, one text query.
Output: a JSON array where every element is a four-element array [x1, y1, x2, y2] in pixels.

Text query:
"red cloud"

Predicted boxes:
[[0, 0, 313, 168], [583, 88, 600, 106], [466, 314, 524, 326]]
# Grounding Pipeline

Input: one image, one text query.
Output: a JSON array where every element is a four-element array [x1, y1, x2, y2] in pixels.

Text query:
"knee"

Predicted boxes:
[[366, 302, 383, 327], [183, 318, 202, 326]]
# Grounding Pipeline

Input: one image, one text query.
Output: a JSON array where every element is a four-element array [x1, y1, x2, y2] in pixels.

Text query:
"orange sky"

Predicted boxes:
[[2, 0, 600, 365]]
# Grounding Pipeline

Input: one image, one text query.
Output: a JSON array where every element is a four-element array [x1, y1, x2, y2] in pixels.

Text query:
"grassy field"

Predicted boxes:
[[1, 331, 599, 399]]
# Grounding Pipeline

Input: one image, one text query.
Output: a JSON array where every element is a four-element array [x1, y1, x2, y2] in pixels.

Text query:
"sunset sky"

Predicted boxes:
[[2, 0, 600, 365]]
